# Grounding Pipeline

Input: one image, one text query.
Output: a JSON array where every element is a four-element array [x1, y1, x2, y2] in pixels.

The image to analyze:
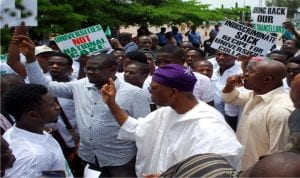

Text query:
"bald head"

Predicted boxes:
[[245, 59, 286, 94], [249, 152, 300, 177], [257, 60, 286, 81]]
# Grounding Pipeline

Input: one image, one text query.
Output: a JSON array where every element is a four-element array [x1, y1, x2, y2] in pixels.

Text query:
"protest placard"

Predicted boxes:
[[0, 54, 16, 75], [294, 12, 300, 20], [54, 24, 112, 60], [0, 54, 8, 62], [21, 0, 38, 26], [211, 20, 276, 57], [293, 12, 300, 30], [0, 0, 37, 28], [0, 0, 20, 28], [251, 7, 287, 33]]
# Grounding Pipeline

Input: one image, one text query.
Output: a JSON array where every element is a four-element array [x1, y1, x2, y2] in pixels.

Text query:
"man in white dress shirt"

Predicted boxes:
[[3, 84, 72, 177], [211, 51, 242, 129], [17, 35, 150, 177]]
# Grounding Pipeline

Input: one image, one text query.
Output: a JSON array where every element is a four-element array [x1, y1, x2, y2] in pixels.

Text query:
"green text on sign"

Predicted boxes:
[[254, 24, 284, 33]]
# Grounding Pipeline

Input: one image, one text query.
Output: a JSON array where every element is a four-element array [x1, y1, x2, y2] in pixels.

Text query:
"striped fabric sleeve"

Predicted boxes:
[[160, 153, 241, 178]]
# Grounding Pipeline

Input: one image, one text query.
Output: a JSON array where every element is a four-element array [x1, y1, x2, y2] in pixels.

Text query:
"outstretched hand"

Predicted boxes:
[[15, 22, 29, 36], [283, 21, 296, 33], [100, 78, 129, 126], [226, 74, 244, 87], [223, 74, 244, 93], [100, 78, 116, 105], [14, 35, 35, 62], [237, 54, 252, 62]]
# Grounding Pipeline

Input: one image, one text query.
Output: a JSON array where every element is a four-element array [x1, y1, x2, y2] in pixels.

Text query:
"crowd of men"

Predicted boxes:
[[1, 21, 300, 177]]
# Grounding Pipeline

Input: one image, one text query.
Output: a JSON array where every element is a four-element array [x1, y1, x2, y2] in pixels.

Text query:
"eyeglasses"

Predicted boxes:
[[148, 85, 175, 93], [84, 67, 101, 73], [84, 65, 113, 73], [147, 86, 160, 93], [246, 66, 266, 76]]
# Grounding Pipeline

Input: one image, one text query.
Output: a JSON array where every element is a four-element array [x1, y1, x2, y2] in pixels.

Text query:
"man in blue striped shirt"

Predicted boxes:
[[19, 35, 150, 177]]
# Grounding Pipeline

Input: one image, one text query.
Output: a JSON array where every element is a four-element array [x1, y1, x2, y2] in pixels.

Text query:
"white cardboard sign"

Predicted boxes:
[[251, 7, 287, 33], [54, 24, 112, 60], [211, 20, 276, 56], [0, 0, 37, 28]]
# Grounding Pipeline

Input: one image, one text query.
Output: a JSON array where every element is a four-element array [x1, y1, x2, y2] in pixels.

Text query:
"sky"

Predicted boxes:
[[197, 0, 267, 9]]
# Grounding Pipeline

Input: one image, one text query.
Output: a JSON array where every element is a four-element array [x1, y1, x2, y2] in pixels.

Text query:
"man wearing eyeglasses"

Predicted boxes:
[[286, 56, 300, 89], [18, 35, 150, 177], [101, 64, 243, 177], [222, 58, 294, 171]]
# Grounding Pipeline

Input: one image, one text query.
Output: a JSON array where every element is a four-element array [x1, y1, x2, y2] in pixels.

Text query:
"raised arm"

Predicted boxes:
[[15, 35, 36, 63], [110, 38, 123, 49], [7, 25, 29, 78], [15, 35, 48, 86], [222, 74, 250, 106], [222, 74, 244, 93], [77, 55, 89, 79], [283, 21, 300, 45], [16, 35, 73, 99], [100, 78, 129, 126]]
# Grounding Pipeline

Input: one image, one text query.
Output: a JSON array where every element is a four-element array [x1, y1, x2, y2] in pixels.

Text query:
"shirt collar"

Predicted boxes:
[[217, 63, 240, 76], [12, 125, 50, 143], [176, 101, 210, 122], [256, 86, 285, 103]]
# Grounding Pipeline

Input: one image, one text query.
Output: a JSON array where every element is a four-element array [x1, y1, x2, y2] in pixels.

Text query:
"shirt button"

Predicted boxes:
[[91, 115, 93, 117], [89, 138, 92, 141], [89, 127, 92, 129], [94, 103, 97, 105]]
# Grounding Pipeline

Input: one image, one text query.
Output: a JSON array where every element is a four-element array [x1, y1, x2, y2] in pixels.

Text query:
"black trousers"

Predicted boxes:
[[224, 115, 238, 132], [192, 43, 200, 48], [84, 156, 137, 178]]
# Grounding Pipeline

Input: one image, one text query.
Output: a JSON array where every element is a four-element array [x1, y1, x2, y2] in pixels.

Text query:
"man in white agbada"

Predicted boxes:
[[100, 64, 243, 177]]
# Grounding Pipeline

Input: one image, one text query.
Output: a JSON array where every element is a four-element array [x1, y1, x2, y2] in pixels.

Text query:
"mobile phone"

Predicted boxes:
[[41, 170, 66, 177]]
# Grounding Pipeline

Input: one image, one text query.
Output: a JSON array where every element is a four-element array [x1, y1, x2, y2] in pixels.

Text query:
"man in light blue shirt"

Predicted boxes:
[[187, 25, 202, 48], [118, 32, 138, 53], [171, 26, 183, 46], [156, 27, 167, 46], [18, 35, 150, 177]]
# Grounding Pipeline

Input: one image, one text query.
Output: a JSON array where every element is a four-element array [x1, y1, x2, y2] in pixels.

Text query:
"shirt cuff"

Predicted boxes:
[[222, 88, 239, 102], [25, 60, 40, 74], [25, 60, 38, 67], [118, 116, 138, 141], [122, 116, 138, 129]]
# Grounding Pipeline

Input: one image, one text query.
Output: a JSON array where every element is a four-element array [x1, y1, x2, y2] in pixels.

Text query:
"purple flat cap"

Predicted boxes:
[[152, 64, 196, 92]]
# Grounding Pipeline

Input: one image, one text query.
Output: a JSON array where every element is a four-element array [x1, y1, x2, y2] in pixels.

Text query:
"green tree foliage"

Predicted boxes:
[[1, 0, 249, 53], [266, 0, 300, 18]]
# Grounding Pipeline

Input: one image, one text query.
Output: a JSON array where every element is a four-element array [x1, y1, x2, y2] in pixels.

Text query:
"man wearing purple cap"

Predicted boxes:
[[101, 64, 243, 177]]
